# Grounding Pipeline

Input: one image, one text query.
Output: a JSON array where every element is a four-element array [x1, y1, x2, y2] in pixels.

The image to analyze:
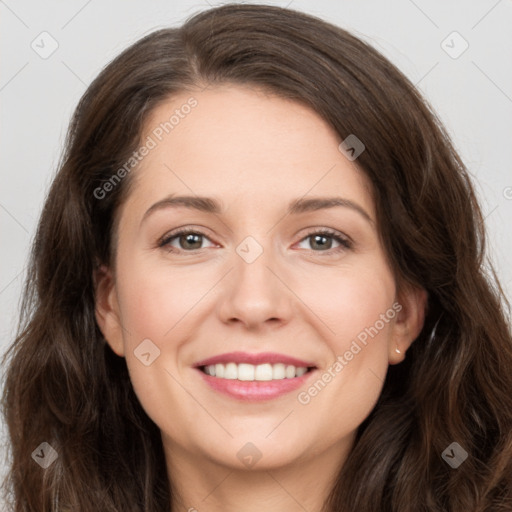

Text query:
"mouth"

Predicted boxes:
[[193, 352, 318, 401]]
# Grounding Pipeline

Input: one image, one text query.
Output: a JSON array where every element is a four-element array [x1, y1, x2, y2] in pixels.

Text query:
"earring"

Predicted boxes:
[[395, 347, 401, 354]]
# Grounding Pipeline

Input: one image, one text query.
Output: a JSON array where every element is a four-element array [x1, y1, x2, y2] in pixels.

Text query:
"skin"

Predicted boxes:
[[95, 84, 426, 512]]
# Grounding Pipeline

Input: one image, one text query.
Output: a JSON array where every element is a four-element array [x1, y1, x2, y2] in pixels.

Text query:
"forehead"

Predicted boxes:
[[121, 84, 375, 222]]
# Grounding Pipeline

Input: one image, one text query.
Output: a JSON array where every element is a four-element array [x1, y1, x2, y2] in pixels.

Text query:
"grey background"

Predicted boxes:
[[1, 0, 511, 499]]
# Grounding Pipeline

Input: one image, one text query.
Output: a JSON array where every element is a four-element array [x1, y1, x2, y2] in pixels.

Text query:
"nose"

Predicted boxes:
[[216, 237, 294, 332]]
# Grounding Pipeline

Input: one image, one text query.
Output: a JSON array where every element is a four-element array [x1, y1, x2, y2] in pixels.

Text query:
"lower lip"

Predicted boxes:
[[195, 368, 316, 401]]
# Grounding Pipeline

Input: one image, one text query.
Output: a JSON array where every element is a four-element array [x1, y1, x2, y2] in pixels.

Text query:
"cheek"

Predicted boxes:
[[115, 258, 207, 344], [295, 266, 396, 428], [112, 258, 204, 404], [114, 263, 201, 432], [301, 263, 396, 348]]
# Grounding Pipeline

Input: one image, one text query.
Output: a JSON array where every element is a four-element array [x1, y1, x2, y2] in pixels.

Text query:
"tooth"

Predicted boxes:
[[238, 363, 255, 381], [202, 362, 310, 380], [285, 365, 296, 378], [224, 362, 238, 379], [255, 363, 273, 381], [272, 363, 286, 379], [215, 363, 224, 378]]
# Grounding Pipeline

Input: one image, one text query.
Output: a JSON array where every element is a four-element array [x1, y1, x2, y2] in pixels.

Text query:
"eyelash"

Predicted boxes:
[[158, 227, 353, 255]]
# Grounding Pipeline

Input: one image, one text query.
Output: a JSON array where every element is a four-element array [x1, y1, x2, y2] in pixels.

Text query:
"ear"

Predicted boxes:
[[94, 264, 125, 357], [388, 284, 427, 364]]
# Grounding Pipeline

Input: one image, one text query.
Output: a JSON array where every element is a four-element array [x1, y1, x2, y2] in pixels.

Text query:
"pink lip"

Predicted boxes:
[[195, 367, 317, 402], [194, 351, 316, 368]]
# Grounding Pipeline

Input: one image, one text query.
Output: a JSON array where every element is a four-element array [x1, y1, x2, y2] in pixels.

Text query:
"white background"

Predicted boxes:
[[1, 0, 511, 500]]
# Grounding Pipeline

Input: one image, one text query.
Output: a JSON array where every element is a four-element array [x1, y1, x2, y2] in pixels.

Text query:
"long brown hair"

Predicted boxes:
[[2, 4, 511, 511]]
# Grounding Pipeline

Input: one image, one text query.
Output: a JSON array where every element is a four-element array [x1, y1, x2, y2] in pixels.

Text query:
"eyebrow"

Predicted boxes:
[[141, 194, 374, 225]]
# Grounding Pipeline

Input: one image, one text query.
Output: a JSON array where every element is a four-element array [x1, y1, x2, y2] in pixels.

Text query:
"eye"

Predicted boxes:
[[158, 228, 216, 252], [158, 227, 352, 255], [295, 229, 352, 254]]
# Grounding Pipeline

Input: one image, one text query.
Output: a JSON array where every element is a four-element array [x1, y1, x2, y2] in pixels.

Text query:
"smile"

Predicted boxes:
[[193, 351, 318, 401]]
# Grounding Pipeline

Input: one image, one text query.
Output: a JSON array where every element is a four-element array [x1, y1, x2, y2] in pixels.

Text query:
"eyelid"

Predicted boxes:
[[300, 226, 352, 243]]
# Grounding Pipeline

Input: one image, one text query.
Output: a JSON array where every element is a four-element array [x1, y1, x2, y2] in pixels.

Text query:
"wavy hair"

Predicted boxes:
[[2, 3, 512, 511]]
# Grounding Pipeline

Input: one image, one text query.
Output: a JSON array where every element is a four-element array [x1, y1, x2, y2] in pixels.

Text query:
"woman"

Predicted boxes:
[[2, 3, 511, 511]]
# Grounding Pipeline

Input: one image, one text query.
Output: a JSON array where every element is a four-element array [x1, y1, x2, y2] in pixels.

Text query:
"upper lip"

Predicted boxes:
[[194, 351, 317, 368]]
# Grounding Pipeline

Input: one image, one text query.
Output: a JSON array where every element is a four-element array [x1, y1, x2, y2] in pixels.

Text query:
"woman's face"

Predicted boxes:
[[96, 84, 425, 474]]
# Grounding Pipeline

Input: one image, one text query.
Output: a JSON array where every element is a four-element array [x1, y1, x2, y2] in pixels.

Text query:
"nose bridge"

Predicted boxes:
[[234, 233, 278, 297], [217, 233, 291, 327]]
